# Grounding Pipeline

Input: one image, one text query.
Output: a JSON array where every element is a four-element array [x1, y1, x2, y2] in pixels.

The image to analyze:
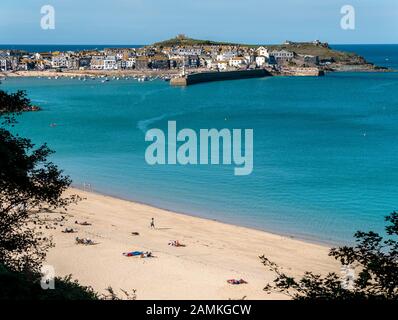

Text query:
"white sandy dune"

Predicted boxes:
[[43, 188, 338, 300]]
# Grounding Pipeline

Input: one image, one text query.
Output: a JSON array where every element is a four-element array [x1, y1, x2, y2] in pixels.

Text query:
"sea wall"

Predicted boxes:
[[280, 67, 324, 76], [171, 69, 271, 86]]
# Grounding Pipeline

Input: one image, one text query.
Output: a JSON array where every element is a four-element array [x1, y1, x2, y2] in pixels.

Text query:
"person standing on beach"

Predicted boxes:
[[150, 217, 155, 229]]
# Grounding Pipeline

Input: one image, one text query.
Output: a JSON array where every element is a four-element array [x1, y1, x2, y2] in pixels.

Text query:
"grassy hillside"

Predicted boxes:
[[153, 36, 241, 47], [265, 43, 366, 63]]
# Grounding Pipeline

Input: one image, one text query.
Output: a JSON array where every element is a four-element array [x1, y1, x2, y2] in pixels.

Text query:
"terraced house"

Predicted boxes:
[[269, 49, 294, 61], [90, 56, 105, 70], [104, 56, 118, 70], [229, 56, 246, 68], [135, 56, 150, 70], [150, 54, 169, 69], [0, 54, 11, 71], [51, 54, 69, 69]]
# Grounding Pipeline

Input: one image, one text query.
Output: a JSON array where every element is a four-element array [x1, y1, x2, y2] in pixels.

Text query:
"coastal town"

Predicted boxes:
[[0, 35, 383, 83]]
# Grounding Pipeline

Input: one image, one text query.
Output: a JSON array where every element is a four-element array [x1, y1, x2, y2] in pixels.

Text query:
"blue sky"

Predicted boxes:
[[0, 0, 397, 44]]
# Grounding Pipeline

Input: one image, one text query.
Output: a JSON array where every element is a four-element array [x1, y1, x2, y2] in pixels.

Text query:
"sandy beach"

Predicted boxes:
[[42, 188, 338, 300]]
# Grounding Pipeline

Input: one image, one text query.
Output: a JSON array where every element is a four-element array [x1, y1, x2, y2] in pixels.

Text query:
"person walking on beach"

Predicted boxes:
[[150, 217, 155, 229]]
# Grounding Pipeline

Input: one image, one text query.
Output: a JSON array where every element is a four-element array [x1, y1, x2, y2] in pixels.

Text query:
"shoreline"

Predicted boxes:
[[72, 185, 339, 247], [1, 64, 392, 80], [42, 187, 338, 300], [1, 69, 185, 78]]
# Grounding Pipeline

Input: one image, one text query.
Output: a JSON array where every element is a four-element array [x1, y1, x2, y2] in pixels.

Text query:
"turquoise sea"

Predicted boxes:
[[2, 45, 398, 244]]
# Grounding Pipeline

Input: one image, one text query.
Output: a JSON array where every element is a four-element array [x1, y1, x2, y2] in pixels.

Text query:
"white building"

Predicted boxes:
[[66, 57, 79, 70], [104, 56, 118, 70], [229, 57, 246, 68], [244, 54, 254, 64], [204, 57, 214, 69], [51, 55, 68, 68], [171, 47, 203, 56], [256, 46, 269, 58], [115, 53, 124, 60], [269, 49, 294, 60], [217, 61, 229, 70], [255, 56, 267, 67], [217, 51, 236, 61], [207, 60, 218, 70], [126, 57, 136, 69], [0, 58, 11, 71]]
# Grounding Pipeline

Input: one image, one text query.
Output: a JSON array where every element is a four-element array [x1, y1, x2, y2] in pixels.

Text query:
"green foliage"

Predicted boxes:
[[0, 89, 76, 273], [261, 212, 398, 300], [0, 90, 31, 114], [102, 286, 137, 300], [0, 90, 31, 124], [0, 264, 99, 300], [0, 89, 137, 300]]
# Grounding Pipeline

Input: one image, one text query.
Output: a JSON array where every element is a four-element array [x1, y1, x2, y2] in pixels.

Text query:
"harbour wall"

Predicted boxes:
[[170, 69, 271, 86]]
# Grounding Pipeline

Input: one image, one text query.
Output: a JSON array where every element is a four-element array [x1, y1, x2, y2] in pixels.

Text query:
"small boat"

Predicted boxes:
[[23, 105, 41, 112]]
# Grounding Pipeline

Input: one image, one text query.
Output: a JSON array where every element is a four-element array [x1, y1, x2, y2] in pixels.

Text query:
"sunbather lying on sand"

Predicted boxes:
[[75, 237, 96, 245], [62, 228, 76, 233], [131, 232, 140, 236], [168, 240, 186, 247], [141, 251, 153, 258], [123, 251, 153, 258], [75, 221, 92, 226], [123, 251, 143, 257], [227, 279, 248, 285]]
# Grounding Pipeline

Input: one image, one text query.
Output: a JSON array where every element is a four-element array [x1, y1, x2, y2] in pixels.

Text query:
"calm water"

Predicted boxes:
[[332, 44, 398, 70], [1, 45, 398, 244]]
